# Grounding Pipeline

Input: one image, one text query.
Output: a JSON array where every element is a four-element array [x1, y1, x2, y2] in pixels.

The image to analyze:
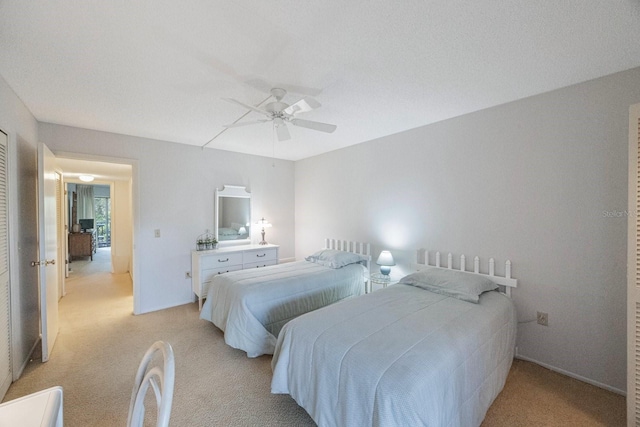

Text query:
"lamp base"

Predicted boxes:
[[259, 229, 267, 245], [380, 266, 391, 276]]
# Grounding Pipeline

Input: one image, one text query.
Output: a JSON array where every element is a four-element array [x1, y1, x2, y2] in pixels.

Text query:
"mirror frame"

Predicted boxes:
[[215, 185, 251, 246]]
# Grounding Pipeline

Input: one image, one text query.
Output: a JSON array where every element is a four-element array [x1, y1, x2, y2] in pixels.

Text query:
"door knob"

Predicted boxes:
[[30, 259, 55, 267]]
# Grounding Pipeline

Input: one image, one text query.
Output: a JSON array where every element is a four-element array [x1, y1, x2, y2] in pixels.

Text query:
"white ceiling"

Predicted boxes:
[[1, 1, 639, 161]]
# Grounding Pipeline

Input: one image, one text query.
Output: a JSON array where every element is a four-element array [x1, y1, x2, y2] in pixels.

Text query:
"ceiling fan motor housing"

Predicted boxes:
[[264, 101, 290, 114], [270, 87, 287, 101]]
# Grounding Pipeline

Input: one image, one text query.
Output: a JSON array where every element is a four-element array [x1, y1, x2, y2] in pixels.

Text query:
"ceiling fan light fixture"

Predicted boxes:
[[274, 120, 291, 141]]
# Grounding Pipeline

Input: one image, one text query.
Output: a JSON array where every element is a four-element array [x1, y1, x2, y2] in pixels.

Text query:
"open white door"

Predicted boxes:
[[628, 103, 640, 426], [37, 142, 59, 362]]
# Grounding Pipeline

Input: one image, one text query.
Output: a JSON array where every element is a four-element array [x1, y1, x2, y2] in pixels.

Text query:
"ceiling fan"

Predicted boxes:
[[222, 88, 337, 141]]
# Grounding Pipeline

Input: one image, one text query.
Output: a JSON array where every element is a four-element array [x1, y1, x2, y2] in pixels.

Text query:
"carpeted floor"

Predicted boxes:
[[3, 248, 626, 426]]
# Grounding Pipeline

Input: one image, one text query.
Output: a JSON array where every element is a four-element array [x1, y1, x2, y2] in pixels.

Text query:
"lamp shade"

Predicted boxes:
[[376, 250, 395, 266], [255, 218, 272, 228], [238, 226, 247, 235], [376, 250, 395, 276]]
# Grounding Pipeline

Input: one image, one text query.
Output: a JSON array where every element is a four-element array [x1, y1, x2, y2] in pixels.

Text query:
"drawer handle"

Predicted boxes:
[[217, 271, 229, 274], [256, 253, 266, 258], [218, 258, 229, 262]]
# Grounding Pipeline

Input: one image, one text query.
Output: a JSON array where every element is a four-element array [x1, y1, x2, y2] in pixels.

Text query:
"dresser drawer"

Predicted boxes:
[[202, 264, 243, 282], [200, 252, 243, 269], [243, 259, 277, 269], [243, 248, 277, 264], [201, 264, 244, 296]]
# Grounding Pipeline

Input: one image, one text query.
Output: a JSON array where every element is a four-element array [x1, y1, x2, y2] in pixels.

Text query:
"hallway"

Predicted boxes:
[[1, 247, 153, 425], [62, 246, 134, 328], [67, 246, 112, 278]]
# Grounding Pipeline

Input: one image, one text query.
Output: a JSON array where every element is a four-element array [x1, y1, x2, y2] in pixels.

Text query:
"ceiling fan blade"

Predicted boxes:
[[222, 98, 271, 117], [224, 119, 270, 128], [275, 122, 291, 141], [290, 118, 337, 134], [283, 97, 322, 116]]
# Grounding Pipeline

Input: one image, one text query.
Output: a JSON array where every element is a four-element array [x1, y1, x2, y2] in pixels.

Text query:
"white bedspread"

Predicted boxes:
[[271, 284, 517, 427], [200, 261, 366, 357]]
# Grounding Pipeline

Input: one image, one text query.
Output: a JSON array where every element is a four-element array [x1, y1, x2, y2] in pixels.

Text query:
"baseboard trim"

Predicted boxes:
[[515, 353, 625, 396], [13, 337, 40, 381]]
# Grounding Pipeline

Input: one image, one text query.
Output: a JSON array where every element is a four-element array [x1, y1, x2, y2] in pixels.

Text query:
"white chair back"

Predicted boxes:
[[127, 341, 175, 427]]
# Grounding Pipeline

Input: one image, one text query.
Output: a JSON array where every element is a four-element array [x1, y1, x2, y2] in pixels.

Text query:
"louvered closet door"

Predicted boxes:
[[628, 103, 640, 426], [0, 130, 11, 399]]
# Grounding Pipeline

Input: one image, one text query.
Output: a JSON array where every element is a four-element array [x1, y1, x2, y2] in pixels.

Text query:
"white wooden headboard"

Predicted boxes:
[[325, 238, 371, 258], [414, 250, 517, 297], [325, 238, 372, 284]]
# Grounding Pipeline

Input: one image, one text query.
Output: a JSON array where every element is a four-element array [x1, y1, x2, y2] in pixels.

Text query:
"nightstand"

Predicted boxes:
[[369, 273, 399, 292]]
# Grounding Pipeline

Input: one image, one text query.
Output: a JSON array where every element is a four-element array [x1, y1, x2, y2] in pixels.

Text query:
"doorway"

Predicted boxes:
[[66, 183, 113, 277], [55, 156, 134, 308]]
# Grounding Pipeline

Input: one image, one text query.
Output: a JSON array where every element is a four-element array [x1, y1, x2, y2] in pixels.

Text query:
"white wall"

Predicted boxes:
[[112, 179, 132, 274], [0, 74, 40, 380], [295, 67, 640, 393], [39, 124, 295, 313]]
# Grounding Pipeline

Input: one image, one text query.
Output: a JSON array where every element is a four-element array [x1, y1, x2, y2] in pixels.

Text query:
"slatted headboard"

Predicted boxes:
[[325, 238, 371, 288], [414, 250, 517, 297]]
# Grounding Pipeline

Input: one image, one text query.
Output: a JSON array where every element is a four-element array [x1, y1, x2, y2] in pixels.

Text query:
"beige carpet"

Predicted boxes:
[[3, 248, 626, 426]]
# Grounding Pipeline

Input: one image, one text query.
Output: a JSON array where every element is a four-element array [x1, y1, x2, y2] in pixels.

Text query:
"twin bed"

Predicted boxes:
[[199, 239, 371, 357], [271, 252, 517, 427], [200, 243, 517, 426]]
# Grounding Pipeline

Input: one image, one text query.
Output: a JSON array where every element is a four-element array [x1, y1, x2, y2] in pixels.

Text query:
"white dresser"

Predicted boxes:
[[191, 244, 279, 309]]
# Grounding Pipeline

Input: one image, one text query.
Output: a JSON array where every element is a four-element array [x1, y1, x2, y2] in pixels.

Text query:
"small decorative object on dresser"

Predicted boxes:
[[196, 230, 218, 251]]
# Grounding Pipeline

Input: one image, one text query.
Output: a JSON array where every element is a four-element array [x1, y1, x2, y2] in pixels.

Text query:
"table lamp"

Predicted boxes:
[[376, 250, 395, 276], [255, 217, 272, 245]]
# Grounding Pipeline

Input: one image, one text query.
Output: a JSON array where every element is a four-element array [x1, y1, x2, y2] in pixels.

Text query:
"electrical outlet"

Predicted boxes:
[[185, 272, 191, 279], [154, 229, 161, 238], [537, 311, 549, 326]]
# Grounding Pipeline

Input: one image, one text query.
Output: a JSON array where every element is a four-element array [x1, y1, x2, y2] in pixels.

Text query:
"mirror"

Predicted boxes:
[[215, 185, 251, 245]]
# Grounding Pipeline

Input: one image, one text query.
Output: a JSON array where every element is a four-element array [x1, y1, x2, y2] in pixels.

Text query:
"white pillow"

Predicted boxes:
[[398, 268, 497, 303], [305, 249, 368, 269]]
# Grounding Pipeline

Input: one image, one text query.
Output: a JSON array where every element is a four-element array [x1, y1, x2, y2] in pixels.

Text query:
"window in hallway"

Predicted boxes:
[[94, 195, 111, 248]]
